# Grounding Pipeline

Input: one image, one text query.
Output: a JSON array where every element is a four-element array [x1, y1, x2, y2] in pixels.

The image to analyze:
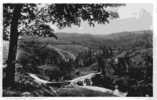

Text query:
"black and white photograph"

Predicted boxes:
[[2, 1, 155, 97]]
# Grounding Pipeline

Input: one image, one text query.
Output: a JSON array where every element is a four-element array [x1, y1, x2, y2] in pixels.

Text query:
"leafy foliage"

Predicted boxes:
[[3, 3, 124, 40], [20, 22, 58, 38]]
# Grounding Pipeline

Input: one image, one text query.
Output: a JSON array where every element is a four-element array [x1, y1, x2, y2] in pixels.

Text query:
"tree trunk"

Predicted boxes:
[[5, 4, 22, 87]]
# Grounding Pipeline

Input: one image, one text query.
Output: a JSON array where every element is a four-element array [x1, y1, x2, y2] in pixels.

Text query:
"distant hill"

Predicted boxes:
[[44, 30, 152, 50], [3, 30, 152, 62]]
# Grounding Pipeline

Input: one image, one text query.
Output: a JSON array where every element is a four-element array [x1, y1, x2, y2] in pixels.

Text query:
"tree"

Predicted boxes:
[[3, 3, 124, 86], [4, 4, 23, 86]]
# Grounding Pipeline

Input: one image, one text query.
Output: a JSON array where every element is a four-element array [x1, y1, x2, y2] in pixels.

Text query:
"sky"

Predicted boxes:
[[50, 3, 153, 35]]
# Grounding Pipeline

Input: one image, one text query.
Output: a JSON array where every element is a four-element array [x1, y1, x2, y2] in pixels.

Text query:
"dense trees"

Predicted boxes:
[[3, 4, 124, 86], [74, 43, 152, 96]]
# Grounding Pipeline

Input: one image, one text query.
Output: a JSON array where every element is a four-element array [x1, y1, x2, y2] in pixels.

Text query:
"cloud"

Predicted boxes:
[[118, 4, 153, 19]]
